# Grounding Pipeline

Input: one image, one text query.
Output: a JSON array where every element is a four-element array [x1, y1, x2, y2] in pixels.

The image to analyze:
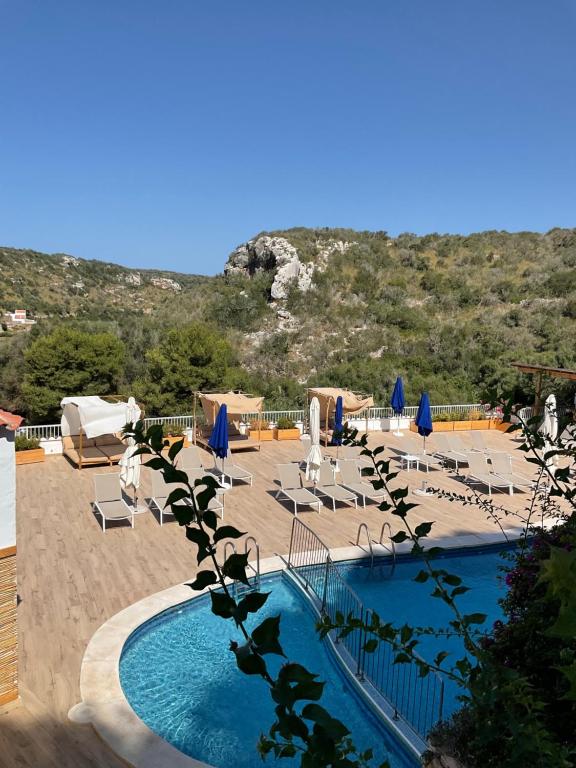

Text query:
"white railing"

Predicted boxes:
[[143, 415, 194, 430], [242, 410, 306, 425], [14, 403, 515, 441], [15, 423, 61, 440]]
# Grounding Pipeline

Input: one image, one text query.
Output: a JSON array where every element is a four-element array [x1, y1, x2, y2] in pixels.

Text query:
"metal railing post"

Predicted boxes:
[[321, 556, 331, 614]]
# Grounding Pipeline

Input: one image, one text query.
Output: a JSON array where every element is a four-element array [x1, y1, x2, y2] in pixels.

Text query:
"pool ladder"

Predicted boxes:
[[224, 536, 261, 593], [355, 522, 396, 573]]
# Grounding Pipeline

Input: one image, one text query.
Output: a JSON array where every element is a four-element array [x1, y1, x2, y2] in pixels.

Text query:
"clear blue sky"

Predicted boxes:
[[1, 1, 575, 275]]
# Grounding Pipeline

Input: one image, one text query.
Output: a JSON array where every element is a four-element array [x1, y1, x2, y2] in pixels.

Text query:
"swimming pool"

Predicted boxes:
[[339, 544, 510, 717], [120, 574, 418, 768], [119, 544, 510, 768]]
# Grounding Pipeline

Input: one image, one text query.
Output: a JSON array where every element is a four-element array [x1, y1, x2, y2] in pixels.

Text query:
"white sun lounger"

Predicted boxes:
[[465, 453, 513, 496], [487, 452, 535, 492], [149, 471, 224, 524], [468, 432, 489, 452], [340, 445, 372, 471], [314, 462, 358, 512], [178, 445, 205, 470], [219, 461, 253, 486], [432, 434, 469, 471], [396, 440, 444, 473], [276, 464, 321, 515], [93, 473, 134, 532], [338, 460, 385, 507]]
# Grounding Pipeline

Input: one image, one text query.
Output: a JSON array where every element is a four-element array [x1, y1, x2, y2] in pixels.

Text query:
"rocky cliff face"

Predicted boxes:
[[225, 235, 354, 300]]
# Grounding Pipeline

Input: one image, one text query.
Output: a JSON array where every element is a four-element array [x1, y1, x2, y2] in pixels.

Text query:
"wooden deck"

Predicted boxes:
[[2, 430, 541, 767]]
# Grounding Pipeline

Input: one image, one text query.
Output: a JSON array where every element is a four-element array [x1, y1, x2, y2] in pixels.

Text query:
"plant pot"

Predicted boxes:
[[453, 420, 472, 431], [471, 420, 490, 430], [273, 428, 301, 441], [248, 429, 274, 441], [493, 420, 509, 432], [16, 448, 45, 465]]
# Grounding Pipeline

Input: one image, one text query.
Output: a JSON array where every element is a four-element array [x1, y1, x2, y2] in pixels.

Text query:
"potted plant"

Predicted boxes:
[[248, 419, 274, 441], [162, 423, 189, 448], [273, 417, 301, 441], [15, 436, 45, 465]]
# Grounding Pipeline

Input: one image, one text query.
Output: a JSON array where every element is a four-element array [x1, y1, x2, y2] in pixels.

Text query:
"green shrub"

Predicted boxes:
[[162, 423, 184, 437], [15, 435, 40, 451], [250, 419, 270, 431], [276, 417, 296, 430]]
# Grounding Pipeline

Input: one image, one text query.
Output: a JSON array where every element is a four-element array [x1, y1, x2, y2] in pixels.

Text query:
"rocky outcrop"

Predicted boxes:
[[225, 235, 355, 300], [150, 276, 181, 291]]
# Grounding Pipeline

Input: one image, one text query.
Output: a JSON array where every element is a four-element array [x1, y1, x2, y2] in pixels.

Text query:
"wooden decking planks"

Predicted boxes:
[[3, 429, 542, 767]]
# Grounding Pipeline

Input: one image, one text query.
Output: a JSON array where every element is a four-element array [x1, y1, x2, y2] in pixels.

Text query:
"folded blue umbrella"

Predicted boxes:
[[208, 404, 229, 460], [415, 392, 433, 437], [331, 395, 343, 446], [390, 376, 405, 415]]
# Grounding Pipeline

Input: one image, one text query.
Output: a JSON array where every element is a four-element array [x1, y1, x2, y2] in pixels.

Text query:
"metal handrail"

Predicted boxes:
[[288, 518, 444, 738], [244, 536, 260, 586], [355, 522, 374, 570], [223, 541, 236, 562]]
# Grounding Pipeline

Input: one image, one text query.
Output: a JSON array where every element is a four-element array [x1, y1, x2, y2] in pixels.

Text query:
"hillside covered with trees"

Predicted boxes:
[[1, 226, 575, 423]]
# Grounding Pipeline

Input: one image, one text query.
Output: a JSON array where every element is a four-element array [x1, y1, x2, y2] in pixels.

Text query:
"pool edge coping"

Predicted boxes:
[[74, 528, 523, 768]]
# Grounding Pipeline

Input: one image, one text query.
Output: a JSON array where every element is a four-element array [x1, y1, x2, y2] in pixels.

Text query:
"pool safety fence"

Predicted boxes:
[[287, 518, 444, 740]]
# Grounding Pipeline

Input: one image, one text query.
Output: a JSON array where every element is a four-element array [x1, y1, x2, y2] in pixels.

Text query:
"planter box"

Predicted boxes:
[[273, 428, 301, 441], [411, 420, 492, 433], [16, 448, 45, 465], [248, 429, 274, 441], [164, 435, 189, 448]]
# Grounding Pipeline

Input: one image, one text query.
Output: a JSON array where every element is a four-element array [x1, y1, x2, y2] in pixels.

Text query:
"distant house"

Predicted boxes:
[[4, 309, 36, 327]]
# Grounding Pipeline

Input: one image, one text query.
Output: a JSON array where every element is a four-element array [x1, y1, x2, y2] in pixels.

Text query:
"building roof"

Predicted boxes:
[[0, 410, 23, 431]]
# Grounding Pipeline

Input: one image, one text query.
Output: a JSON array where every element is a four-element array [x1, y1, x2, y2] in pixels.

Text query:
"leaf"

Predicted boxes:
[[434, 651, 449, 667], [222, 552, 250, 585], [202, 508, 218, 531], [463, 613, 487, 626], [168, 438, 184, 461], [252, 615, 285, 656], [414, 522, 433, 538], [213, 525, 246, 544], [171, 504, 195, 526], [442, 574, 462, 587], [196, 486, 217, 513], [185, 526, 210, 549], [166, 487, 190, 507], [144, 457, 165, 470], [234, 591, 270, 622], [414, 570, 429, 583], [188, 570, 217, 590], [301, 704, 350, 740], [235, 649, 268, 677], [363, 638, 378, 653], [210, 590, 236, 619], [390, 531, 408, 543]]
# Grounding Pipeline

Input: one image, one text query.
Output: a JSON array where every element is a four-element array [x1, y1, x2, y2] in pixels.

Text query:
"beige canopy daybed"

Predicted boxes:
[[306, 387, 374, 446], [61, 396, 142, 469], [193, 391, 265, 452]]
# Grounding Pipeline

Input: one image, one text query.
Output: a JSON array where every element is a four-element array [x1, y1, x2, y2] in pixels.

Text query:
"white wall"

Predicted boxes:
[[0, 428, 16, 550]]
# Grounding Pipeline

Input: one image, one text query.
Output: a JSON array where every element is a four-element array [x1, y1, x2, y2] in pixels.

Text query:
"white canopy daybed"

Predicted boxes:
[[61, 396, 142, 469]]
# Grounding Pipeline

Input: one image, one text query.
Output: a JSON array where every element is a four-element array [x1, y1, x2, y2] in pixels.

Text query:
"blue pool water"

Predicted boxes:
[[340, 545, 510, 716], [120, 575, 418, 768]]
